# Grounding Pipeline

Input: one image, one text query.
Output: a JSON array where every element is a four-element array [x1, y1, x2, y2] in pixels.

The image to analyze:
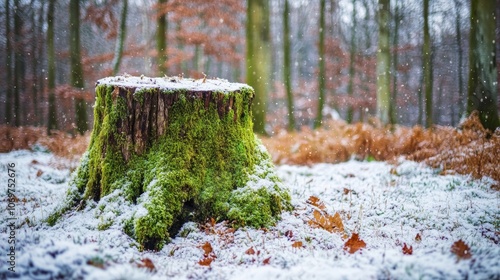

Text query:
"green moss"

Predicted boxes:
[[133, 87, 146, 105], [46, 209, 62, 226], [97, 219, 113, 230], [84, 85, 127, 200], [59, 84, 292, 251]]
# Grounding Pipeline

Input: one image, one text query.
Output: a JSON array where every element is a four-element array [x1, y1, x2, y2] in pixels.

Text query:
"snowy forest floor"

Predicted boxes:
[[0, 150, 499, 279], [0, 113, 499, 279]]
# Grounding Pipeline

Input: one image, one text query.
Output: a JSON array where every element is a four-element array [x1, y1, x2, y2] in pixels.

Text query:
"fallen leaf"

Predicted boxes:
[[201, 217, 217, 234], [36, 170, 43, 177], [197, 241, 216, 267], [292, 241, 303, 248], [308, 210, 344, 233], [200, 242, 213, 257], [285, 230, 293, 239], [343, 188, 350, 195], [451, 240, 472, 260], [137, 258, 156, 272], [198, 257, 214, 266], [344, 233, 366, 254], [402, 243, 413, 255], [328, 212, 345, 233], [415, 233, 422, 242], [263, 257, 271, 265], [307, 196, 326, 210], [245, 247, 256, 255]]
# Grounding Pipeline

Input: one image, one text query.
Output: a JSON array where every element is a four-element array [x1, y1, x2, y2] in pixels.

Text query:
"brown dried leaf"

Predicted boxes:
[[343, 188, 351, 195], [344, 233, 366, 254], [328, 212, 345, 233], [202, 218, 217, 234], [402, 243, 413, 255], [200, 241, 213, 257], [415, 233, 422, 242], [36, 170, 43, 177], [308, 210, 344, 234], [313, 209, 323, 222], [137, 258, 156, 272], [245, 247, 256, 255], [307, 220, 319, 228], [263, 257, 271, 265], [451, 240, 472, 260], [198, 257, 214, 266], [209, 217, 216, 227], [292, 241, 303, 248], [307, 196, 326, 210]]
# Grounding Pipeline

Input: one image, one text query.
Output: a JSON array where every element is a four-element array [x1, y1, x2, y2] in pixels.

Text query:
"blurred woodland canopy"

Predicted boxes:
[[0, 0, 499, 135]]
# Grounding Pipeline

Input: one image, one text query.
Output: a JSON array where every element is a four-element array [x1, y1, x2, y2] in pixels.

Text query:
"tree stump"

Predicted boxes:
[[56, 75, 292, 250]]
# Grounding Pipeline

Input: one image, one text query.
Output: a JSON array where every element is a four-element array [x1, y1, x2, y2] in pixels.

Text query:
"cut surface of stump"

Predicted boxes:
[[52, 75, 292, 250]]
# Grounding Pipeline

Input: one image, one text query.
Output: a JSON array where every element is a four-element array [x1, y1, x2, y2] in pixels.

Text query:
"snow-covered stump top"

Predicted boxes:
[[54, 75, 292, 251], [98, 75, 251, 92]]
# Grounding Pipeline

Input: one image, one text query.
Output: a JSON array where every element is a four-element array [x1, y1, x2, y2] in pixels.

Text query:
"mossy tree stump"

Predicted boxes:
[[62, 75, 291, 250]]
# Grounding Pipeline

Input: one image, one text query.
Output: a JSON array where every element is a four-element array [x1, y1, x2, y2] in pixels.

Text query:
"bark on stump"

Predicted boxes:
[[57, 76, 291, 250]]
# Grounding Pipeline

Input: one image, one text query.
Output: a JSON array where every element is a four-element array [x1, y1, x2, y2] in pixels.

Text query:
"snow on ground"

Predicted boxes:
[[0, 150, 499, 279]]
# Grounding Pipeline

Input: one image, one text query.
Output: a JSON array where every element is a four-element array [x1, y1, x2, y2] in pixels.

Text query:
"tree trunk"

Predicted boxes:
[[376, 0, 391, 125], [194, 44, 201, 73], [5, 0, 12, 124], [423, 0, 433, 128], [55, 76, 291, 251], [37, 0, 45, 123], [453, 0, 464, 123], [69, 0, 88, 134], [13, 0, 23, 127], [283, 0, 295, 131], [176, 21, 186, 74], [296, 6, 306, 80], [417, 75, 424, 125], [30, 0, 39, 124], [47, 0, 57, 133], [156, 0, 167, 75], [390, 1, 399, 125], [314, 0, 326, 129], [346, 0, 357, 124], [246, 0, 270, 134], [467, 0, 500, 131], [112, 0, 128, 75]]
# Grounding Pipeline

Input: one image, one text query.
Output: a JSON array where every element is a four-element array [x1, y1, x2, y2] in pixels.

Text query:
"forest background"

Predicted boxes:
[[1, 0, 499, 133]]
